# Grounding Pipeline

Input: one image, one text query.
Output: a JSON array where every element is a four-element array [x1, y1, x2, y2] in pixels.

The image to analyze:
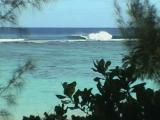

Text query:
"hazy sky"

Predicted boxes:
[[18, 0, 136, 27], [17, 0, 127, 27]]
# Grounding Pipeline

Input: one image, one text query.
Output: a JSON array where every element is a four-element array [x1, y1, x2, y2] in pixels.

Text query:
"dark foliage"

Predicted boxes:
[[23, 104, 67, 120], [23, 59, 160, 120], [115, 0, 160, 80]]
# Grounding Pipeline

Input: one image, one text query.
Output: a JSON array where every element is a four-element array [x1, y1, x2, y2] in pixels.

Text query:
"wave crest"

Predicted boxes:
[[88, 31, 112, 41]]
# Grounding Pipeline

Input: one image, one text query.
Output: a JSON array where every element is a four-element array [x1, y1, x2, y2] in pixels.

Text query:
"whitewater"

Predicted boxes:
[[0, 31, 131, 43]]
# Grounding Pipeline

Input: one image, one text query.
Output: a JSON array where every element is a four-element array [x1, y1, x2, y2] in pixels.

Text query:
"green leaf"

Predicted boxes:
[[63, 81, 77, 98], [132, 82, 146, 91], [94, 77, 101, 82], [106, 61, 111, 67], [61, 100, 71, 104], [68, 107, 77, 110], [56, 95, 66, 99]]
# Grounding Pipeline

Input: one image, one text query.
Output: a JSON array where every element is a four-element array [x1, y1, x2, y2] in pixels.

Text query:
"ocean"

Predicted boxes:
[[0, 28, 158, 120]]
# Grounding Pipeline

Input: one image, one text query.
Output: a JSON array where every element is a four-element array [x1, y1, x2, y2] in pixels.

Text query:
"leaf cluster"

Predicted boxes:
[[23, 59, 160, 120], [23, 104, 67, 120], [115, 0, 160, 80]]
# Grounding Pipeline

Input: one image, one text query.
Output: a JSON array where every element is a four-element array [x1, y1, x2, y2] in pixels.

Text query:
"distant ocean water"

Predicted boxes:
[[0, 27, 121, 39], [0, 28, 158, 120]]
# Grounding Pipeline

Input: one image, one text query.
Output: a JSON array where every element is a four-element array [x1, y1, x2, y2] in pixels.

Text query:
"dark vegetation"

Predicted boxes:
[[23, 59, 160, 120], [115, 0, 160, 80]]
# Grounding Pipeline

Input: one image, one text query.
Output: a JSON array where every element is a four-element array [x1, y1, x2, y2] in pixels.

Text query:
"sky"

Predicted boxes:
[[18, 0, 127, 27], [18, 0, 128, 28]]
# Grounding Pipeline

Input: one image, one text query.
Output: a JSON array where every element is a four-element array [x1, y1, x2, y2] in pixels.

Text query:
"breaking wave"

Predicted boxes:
[[88, 31, 112, 40], [0, 39, 130, 44], [0, 31, 131, 43]]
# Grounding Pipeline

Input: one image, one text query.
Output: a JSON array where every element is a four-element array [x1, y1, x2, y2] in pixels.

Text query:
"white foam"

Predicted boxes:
[[67, 39, 87, 42], [88, 31, 112, 41], [0, 39, 25, 43], [0, 38, 135, 44], [25, 40, 53, 43], [107, 39, 128, 41]]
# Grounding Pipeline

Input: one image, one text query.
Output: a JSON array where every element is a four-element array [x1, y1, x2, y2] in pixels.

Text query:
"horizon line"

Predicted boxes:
[[0, 27, 119, 29]]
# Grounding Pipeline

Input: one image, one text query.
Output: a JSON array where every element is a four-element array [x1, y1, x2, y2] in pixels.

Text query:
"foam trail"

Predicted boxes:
[[25, 40, 54, 43], [0, 38, 128, 44]]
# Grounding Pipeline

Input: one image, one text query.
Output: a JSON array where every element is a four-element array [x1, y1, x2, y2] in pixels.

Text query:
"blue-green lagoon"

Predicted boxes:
[[0, 28, 158, 119]]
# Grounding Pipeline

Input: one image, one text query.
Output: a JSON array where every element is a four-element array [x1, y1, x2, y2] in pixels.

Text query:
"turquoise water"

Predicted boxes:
[[0, 41, 158, 120]]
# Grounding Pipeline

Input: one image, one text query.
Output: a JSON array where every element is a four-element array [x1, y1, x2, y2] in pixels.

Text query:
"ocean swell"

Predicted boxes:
[[0, 31, 125, 43]]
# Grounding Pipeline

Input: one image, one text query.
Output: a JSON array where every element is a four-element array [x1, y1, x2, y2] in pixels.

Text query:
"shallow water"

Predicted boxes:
[[0, 41, 158, 120]]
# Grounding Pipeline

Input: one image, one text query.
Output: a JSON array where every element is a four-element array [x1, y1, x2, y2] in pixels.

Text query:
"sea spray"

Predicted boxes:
[[88, 31, 112, 40]]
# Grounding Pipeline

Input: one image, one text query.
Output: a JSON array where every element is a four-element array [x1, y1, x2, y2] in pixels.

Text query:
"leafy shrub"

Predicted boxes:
[[23, 59, 160, 120]]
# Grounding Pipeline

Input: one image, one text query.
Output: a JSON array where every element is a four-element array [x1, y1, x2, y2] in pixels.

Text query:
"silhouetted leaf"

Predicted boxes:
[[94, 77, 101, 82], [132, 82, 146, 92], [56, 95, 66, 99], [61, 100, 71, 104], [63, 81, 77, 98]]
